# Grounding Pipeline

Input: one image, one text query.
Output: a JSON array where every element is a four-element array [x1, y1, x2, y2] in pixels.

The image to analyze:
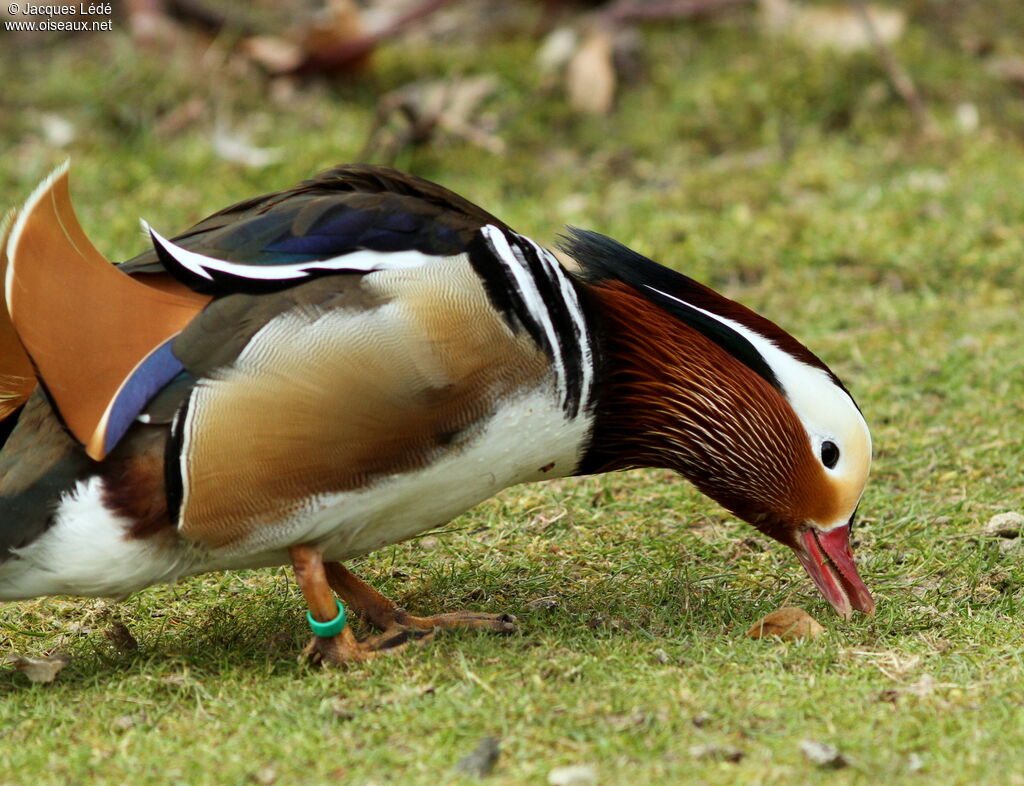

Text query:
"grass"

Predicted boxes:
[[2, 3, 1024, 783]]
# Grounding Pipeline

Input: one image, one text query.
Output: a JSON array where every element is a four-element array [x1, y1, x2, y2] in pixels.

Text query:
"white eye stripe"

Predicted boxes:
[[643, 284, 867, 452]]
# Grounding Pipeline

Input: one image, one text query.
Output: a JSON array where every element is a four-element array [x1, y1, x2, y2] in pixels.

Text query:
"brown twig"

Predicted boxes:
[[848, 0, 936, 137]]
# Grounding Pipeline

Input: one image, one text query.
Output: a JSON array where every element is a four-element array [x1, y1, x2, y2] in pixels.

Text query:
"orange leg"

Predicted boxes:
[[289, 545, 423, 664], [324, 562, 517, 635]]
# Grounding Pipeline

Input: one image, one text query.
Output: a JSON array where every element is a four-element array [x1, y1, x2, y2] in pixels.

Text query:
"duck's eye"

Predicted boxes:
[[821, 440, 840, 469]]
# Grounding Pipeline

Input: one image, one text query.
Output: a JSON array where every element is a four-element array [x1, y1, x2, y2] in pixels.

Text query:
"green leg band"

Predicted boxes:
[[307, 599, 347, 637]]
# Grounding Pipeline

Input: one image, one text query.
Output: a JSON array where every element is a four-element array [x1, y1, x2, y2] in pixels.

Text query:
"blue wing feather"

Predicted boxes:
[[103, 339, 185, 455]]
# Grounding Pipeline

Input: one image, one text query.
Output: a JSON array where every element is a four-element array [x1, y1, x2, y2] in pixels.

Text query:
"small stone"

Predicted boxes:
[[800, 739, 848, 769], [528, 597, 559, 611], [548, 764, 597, 786], [250, 765, 278, 785], [983, 512, 1024, 538], [39, 113, 76, 147], [999, 539, 1023, 554], [652, 648, 670, 665], [111, 713, 145, 732], [747, 607, 824, 640], [955, 102, 979, 133], [454, 737, 501, 778]]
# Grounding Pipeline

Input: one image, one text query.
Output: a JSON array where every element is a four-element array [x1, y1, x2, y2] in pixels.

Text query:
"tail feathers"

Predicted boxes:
[[6, 163, 210, 460], [0, 206, 37, 422], [0, 400, 24, 452]]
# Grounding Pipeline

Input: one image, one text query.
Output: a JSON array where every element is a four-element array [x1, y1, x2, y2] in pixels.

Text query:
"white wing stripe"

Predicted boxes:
[[518, 234, 594, 404], [144, 221, 431, 281], [480, 225, 569, 397]]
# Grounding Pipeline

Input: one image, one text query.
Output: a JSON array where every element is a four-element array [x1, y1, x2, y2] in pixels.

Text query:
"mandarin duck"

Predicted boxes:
[[0, 163, 874, 663]]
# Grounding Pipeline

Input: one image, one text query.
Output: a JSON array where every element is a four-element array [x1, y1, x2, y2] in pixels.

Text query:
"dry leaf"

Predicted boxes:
[[295, 0, 372, 75], [567, 24, 616, 115], [242, 36, 304, 74], [528, 596, 558, 611], [747, 606, 824, 640], [304, 0, 364, 54], [6, 653, 71, 684], [239, 2, 364, 76], [106, 620, 139, 653], [437, 76, 503, 151]]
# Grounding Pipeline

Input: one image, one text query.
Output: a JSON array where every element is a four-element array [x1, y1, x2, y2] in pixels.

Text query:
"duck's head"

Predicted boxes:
[[567, 230, 874, 619]]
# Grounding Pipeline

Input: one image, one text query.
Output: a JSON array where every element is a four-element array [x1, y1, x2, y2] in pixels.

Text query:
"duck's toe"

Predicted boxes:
[[324, 562, 518, 636], [392, 609, 518, 635], [300, 624, 434, 667]]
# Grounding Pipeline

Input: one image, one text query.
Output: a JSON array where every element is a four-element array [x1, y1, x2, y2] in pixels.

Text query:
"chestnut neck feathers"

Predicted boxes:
[[568, 232, 842, 544]]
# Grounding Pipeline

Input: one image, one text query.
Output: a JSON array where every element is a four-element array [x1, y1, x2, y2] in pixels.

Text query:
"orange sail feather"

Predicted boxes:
[[5, 163, 210, 460]]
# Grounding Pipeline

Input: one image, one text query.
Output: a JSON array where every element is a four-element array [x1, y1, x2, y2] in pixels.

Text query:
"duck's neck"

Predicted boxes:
[[573, 280, 809, 542], [577, 278, 790, 474], [576, 280, 692, 477]]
